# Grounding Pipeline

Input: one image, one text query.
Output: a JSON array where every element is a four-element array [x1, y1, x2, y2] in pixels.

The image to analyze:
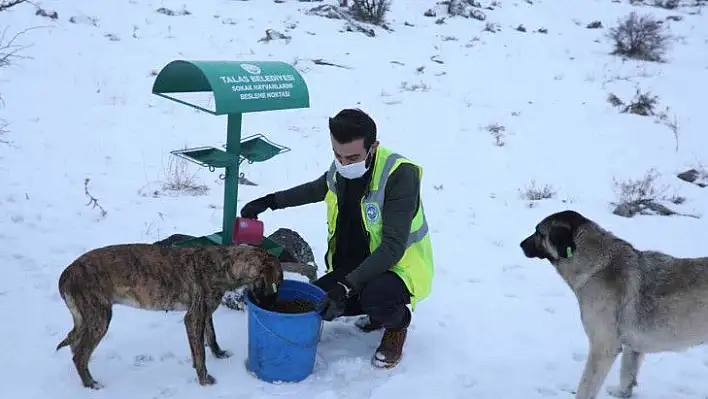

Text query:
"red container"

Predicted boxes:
[[233, 217, 264, 245]]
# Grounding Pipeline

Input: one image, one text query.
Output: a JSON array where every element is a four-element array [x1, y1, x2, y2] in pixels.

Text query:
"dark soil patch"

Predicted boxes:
[[264, 298, 316, 314]]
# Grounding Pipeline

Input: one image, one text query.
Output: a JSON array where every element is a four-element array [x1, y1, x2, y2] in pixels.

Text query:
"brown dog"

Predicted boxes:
[[55, 243, 283, 389]]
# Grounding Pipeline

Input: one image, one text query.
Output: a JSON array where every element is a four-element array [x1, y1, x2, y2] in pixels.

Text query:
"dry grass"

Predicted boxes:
[[520, 180, 557, 201], [161, 155, 209, 196]]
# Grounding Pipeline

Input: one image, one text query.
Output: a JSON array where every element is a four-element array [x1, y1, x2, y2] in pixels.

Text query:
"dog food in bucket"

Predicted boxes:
[[264, 298, 316, 314]]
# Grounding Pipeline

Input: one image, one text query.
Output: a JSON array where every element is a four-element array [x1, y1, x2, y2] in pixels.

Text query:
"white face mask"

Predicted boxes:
[[334, 150, 371, 179]]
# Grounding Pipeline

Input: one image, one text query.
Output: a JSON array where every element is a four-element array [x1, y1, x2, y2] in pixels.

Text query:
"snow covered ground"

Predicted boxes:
[[1, 0, 708, 398]]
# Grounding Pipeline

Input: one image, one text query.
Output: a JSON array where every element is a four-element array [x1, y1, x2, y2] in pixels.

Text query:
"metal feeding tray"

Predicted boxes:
[[225, 134, 291, 164], [170, 146, 241, 169]]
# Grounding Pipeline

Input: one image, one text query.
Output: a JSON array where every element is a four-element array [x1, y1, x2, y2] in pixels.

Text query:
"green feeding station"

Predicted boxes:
[[152, 60, 327, 385], [151, 60, 310, 255]]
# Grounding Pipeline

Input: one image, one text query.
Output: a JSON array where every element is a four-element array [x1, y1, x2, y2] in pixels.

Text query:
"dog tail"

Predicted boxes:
[[56, 270, 83, 352], [56, 329, 75, 351], [56, 285, 79, 352]]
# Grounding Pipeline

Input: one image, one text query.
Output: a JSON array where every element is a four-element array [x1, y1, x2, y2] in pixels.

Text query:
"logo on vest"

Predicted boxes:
[[364, 203, 380, 224]]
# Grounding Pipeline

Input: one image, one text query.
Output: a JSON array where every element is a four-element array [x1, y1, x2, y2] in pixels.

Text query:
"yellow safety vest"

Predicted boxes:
[[323, 146, 434, 309]]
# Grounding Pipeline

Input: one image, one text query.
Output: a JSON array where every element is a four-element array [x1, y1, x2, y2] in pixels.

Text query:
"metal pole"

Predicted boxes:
[[222, 113, 243, 245]]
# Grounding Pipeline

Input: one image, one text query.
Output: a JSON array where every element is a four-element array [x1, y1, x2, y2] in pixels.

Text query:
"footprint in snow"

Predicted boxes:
[[177, 356, 192, 366], [536, 386, 558, 396], [154, 387, 177, 397], [105, 351, 122, 361], [571, 352, 586, 362], [502, 264, 523, 272], [134, 354, 154, 367]]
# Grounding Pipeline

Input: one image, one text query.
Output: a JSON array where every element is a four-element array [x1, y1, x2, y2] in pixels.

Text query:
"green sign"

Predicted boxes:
[[151, 59, 311, 248], [152, 60, 310, 115]]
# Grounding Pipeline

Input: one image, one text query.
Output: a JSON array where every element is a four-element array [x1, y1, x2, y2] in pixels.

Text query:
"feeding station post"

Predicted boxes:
[[151, 60, 310, 253]]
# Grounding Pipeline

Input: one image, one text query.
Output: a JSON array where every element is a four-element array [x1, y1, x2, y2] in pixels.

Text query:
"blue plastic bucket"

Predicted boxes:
[[244, 279, 325, 383]]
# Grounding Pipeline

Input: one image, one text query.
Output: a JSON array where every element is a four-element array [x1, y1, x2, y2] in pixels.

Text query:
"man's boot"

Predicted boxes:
[[355, 315, 383, 333], [371, 328, 407, 369]]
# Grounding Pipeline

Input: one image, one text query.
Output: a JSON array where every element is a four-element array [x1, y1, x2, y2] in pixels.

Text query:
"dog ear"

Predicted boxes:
[[556, 210, 588, 231], [548, 225, 575, 259]]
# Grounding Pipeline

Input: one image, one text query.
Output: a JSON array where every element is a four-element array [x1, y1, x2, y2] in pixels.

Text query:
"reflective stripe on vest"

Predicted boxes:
[[325, 154, 429, 250]]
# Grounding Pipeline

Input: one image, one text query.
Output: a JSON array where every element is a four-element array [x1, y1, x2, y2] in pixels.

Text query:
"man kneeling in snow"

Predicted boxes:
[[239, 108, 435, 368]]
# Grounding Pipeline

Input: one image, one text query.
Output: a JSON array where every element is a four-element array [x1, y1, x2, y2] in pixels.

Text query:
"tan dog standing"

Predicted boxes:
[[55, 243, 283, 389], [520, 210, 708, 399]]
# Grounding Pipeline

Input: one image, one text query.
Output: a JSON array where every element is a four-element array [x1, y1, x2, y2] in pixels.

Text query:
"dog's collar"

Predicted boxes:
[[266, 282, 278, 295]]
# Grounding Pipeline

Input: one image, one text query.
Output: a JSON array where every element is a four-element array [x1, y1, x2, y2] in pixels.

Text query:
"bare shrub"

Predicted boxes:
[[0, 118, 9, 144], [0, 0, 26, 12], [350, 0, 391, 25], [656, 0, 680, 8], [0, 26, 36, 68], [84, 178, 108, 219], [607, 11, 672, 62], [155, 7, 191, 16], [1, 25, 40, 144], [655, 106, 679, 151], [635, 0, 681, 9], [162, 155, 209, 196], [520, 180, 556, 201], [400, 81, 429, 92], [607, 92, 624, 107], [258, 28, 292, 44], [35, 8, 58, 20], [610, 169, 696, 218], [622, 88, 659, 116], [614, 169, 666, 204], [608, 88, 659, 116], [609, 90, 679, 149], [484, 123, 506, 146], [68, 15, 99, 27], [483, 21, 501, 33]]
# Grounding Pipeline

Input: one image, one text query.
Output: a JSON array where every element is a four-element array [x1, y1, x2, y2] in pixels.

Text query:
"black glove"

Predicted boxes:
[[240, 194, 276, 219], [320, 279, 353, 321]]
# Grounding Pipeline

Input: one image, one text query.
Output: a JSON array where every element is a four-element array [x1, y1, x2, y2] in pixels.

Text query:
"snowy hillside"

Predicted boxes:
[[1, 0, 708, 397]]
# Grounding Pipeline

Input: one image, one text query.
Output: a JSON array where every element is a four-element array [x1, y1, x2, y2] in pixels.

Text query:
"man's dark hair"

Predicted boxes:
[[328, 108, 377, 149]]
